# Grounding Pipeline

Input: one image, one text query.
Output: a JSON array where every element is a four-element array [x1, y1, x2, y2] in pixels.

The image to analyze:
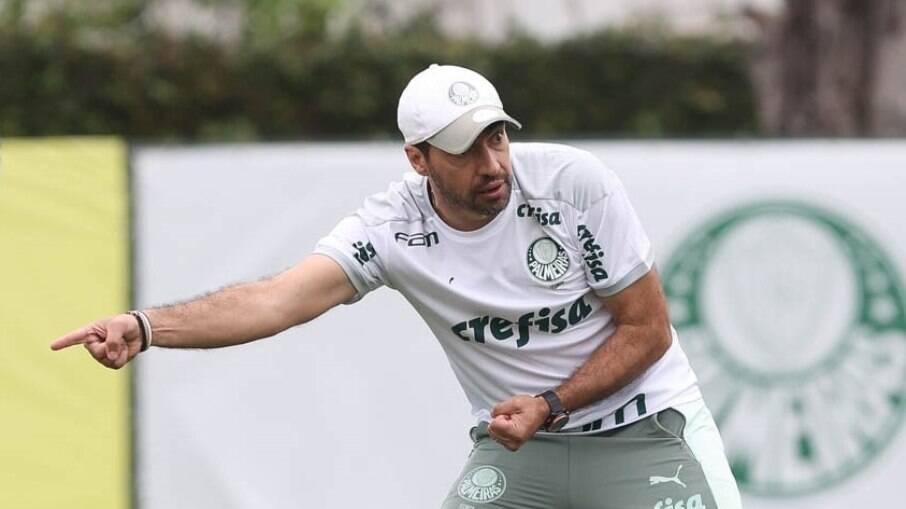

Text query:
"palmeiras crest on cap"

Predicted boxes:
[[449, 81, 479, 106]]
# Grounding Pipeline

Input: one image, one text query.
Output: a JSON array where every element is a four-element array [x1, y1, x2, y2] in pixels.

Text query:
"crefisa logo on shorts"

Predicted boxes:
[[457, 465, 506, 504], [653, 494, 706, 509]]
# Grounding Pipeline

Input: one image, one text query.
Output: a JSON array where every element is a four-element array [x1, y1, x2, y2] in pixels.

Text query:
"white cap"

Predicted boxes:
[[397, 64, 522, 155]]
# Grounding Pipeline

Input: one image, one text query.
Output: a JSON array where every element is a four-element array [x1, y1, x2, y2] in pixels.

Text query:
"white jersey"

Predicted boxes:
[[314, 143, 700, 430]]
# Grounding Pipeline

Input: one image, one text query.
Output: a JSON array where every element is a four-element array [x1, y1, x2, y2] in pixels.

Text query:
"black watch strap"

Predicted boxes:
[[536, 390, 569, 431]]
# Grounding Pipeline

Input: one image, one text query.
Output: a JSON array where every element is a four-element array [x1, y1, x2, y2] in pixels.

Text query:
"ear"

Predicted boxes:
[[404, 145, 430, 177]]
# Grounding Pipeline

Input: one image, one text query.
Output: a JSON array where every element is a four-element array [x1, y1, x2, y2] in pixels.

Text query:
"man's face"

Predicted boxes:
[[408, 123, 513, 230]]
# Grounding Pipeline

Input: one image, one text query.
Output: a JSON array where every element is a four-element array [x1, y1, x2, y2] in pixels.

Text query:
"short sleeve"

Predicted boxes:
[[576, 173, 654, 297], [313, 215, 387, 302]]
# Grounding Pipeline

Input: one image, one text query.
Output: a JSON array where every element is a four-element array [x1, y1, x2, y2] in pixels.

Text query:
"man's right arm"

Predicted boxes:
[[49, 254, 356, 369]]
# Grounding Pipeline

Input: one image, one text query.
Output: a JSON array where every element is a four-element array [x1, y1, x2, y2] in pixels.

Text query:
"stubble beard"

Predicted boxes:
[[429, 170, 512, 219]]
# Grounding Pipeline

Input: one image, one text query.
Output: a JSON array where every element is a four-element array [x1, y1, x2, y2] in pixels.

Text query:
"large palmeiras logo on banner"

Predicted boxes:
[[662, 201, 906, 497]]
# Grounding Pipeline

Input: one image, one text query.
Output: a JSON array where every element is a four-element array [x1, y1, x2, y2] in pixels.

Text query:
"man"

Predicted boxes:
[[52, 64, 742, 509]]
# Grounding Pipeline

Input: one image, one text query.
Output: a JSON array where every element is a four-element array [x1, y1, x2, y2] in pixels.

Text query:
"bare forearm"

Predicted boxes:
[[555, 320, 671, 412], [49, 255, 352, 368], [144, 278, 294, 349], [142, 255, 355, 350]]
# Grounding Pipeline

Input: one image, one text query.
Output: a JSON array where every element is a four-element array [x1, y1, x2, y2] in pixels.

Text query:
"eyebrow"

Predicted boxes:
[[485, 122, 506, 135], [476, 124, 506, 144]]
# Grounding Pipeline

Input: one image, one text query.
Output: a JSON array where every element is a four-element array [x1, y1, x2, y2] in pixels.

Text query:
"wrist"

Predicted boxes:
[[128, 310, 153, 352], [534, 393, 551, 416], [535, 390, 570, 431]]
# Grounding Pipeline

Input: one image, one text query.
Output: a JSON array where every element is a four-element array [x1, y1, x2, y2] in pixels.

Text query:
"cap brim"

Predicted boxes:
[[427, 106, 522, 155]]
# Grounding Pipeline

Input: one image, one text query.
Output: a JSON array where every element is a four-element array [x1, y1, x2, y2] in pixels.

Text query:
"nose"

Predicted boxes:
[[475, 144, 504, 178]]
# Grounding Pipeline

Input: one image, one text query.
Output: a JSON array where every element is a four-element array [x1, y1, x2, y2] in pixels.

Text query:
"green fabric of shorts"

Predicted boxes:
[[442, 408, 718, 509]]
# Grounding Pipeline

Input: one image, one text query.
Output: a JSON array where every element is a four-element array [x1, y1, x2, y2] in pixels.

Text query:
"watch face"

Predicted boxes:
[[547, 413, 570, 432]]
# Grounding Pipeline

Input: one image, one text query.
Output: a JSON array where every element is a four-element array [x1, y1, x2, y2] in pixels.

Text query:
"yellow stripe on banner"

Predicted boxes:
[[0, 138, 130, 509]]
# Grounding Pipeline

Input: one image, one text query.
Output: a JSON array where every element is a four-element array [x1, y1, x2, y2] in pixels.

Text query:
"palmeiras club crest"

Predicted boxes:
[[449, 81, 479, 106], [457, 466, 507, 504], [662, 200, 906, 497], [527, 237, 570, 282]]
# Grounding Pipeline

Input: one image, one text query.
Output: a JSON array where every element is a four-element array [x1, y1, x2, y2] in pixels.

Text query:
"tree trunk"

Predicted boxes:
[[748, 0, 906, 136]]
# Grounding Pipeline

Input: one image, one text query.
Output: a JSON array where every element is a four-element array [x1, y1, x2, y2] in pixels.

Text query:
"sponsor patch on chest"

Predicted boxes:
[[517, 203, 562, 225]]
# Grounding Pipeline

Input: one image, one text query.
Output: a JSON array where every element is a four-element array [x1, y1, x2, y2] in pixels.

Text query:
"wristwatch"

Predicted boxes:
[[536, 390, 570, 432]]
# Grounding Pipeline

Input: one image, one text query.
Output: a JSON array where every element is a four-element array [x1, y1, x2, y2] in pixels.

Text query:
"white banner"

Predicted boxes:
[[133, 141, 906, 509]]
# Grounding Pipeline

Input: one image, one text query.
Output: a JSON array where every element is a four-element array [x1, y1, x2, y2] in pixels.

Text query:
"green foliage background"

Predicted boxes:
[[0, 1, 757, 140]]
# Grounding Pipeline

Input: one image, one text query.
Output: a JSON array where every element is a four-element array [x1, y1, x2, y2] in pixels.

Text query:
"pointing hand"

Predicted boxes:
[[50, 314, 143, 370]]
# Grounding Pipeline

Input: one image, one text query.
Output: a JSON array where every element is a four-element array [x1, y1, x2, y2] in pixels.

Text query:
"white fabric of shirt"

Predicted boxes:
[[314, 142, 700, 430]]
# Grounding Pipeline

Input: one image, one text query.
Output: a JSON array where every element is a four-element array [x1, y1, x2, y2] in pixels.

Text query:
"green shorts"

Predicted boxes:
[[442, 398, 742, 509]]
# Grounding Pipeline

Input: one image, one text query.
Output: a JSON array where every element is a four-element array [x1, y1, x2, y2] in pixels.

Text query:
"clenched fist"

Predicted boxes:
[[487, 394, 551, 451]]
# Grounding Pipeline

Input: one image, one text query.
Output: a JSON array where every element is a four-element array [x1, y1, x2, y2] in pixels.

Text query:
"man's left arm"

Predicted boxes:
[[487, 269, 672, 451]]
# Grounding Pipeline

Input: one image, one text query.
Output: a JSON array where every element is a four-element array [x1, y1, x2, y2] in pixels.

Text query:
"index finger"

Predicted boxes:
[[488, 415, 515, 436], [50, 327, 100, 351], [491, 398, 519, 417]]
